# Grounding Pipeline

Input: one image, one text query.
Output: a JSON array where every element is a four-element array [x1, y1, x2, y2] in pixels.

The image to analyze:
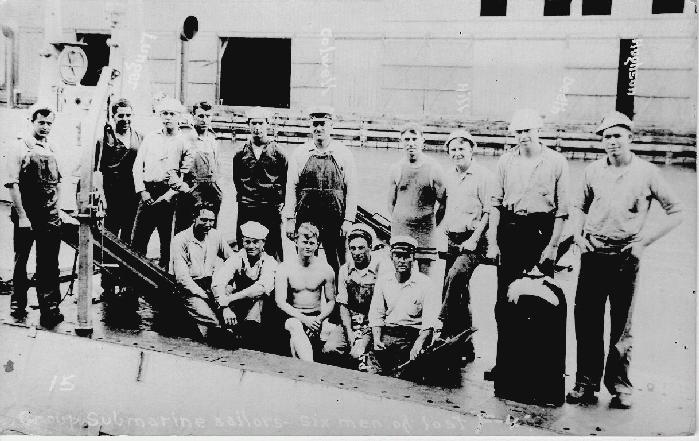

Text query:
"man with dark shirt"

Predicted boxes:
[[95, 98, 142, 297], [233, 107, 288, 261]]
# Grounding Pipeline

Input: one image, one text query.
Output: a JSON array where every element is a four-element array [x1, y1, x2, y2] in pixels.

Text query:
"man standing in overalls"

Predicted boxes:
[[284, 106, 357, 273], [5, 105, 75, 328], [176, 101, 222, 232], [566, 111, 683, 409], [95, 98, 143, 298], [485, 108, 570, 381], [388, 123, 447, 275], [234, 107, 288, 261]]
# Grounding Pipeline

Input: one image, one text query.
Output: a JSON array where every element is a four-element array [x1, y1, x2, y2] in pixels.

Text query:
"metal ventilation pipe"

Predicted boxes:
[[1, 23, 18, 108], [177, 15, 198, 105]]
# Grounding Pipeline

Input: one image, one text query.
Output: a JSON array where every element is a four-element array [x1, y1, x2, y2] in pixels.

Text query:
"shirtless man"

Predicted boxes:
[[275, 222, 344, 361]]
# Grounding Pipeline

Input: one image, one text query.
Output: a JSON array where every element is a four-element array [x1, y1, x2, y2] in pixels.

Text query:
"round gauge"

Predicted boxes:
[[58, 46, 89, 85]]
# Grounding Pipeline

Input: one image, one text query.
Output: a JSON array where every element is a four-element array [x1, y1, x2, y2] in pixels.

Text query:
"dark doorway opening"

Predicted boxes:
[[76, 33, 110, 86], [582, 0, 612, 15], [480, 0, 507, 16], [219, 37, 291, 108]]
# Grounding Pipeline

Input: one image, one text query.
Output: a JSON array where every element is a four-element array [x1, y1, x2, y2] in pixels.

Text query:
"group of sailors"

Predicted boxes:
[[5, 97, 683, 410]]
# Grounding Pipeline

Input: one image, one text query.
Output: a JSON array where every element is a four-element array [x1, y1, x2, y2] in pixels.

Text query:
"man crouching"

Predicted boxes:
[[367, 236, 442, 377], [171, 204, 232, 340], [275, 222, 345, 361], [211, 221, 277, 350]]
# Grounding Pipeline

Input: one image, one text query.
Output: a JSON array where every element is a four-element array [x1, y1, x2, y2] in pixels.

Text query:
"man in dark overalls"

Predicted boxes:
[[485, 108, 570, 381], [233, 107, 288, 261], [337, 224, 385, 370], [95, 98, 142, 297], [212, 221, 278, 350], [283, 106, 357, 274], [175, 101, 222, 232], [5, 105, 76, 328]]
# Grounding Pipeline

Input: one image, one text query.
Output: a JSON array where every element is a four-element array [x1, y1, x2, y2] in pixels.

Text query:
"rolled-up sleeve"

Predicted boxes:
[[368, 279, 386, 328], [554, 156, 570, 218], [572, 168, 593, 214], [172, 238, 205, 298], [650, 167, 683, 215]]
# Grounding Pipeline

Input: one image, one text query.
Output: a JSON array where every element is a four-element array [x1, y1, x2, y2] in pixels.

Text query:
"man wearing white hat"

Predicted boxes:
[[438, 130, 494, 364], [131, 96, 193, 268], [233, 107, 288, 261], [484, 108, 570, 381], [283, 106, 357, 274], [211, 220, 278, 349], [566, 111, 683, 409], [4, 104, 76, 328], [171, 204, 232, 340], [388, 122, 447, 275], [367, 236, 441, 377]]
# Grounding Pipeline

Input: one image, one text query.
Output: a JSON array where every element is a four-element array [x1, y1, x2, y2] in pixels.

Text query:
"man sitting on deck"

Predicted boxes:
[[171, 204, 232, 340], [367, 236, 441, 378], [211, 221, 277, 350], [275, 222, 346, 361], [337, 224, 385, 371]]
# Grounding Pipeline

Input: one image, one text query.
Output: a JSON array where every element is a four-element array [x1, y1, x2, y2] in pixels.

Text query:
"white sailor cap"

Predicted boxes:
[[399, 122, 423, 137], [390, 236, 418, 253], [445, 129, 476, 148], [155, 97, 185, 113], [595, 111, 633, 136], [509, 108, 543, 132], [240, 221, 269, 240], [347, 223, 375, 247]]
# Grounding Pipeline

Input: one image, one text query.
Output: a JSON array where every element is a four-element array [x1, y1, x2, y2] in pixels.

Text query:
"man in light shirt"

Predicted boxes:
[[283, 106, 357, 273], [171, 204, 232, 340], [131, 97, 192, 268], [566, 111, 684, 409], [367, 236, 441, 377], [485, 108, 569, 381], [437, 130, 494, 364], [211, 221, 277, 350]]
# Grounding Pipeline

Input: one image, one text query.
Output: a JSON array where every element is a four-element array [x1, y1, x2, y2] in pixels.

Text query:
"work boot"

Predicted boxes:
[[609, 393, 632, 409], [10, 309, 28, 322], [565, 384, 599, 405], [39, 312, 64, 329]]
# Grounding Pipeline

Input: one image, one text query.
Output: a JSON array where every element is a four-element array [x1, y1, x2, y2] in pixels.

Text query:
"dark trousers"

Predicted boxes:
[[12, 223, 62, 316], [574, 251, 639, 396], [102, 175, 138, 290], [439, 230, 484, 355], [367, 325, 420, 377], [131, 182, 174, 269], [237, 204, 283, 261], [495, 211, 554, 331]]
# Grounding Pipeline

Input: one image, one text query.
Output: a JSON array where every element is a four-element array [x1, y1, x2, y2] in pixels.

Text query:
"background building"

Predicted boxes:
[[0, 0, 696, 131]]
